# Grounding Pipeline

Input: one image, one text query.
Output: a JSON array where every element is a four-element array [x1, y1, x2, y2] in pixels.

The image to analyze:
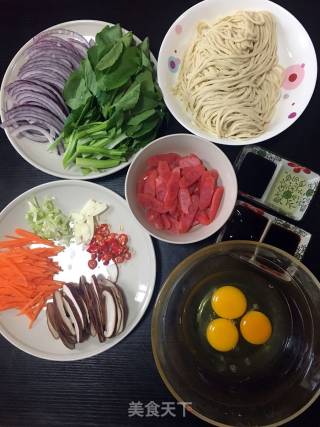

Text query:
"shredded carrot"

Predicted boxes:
[[0, 229, 64, 328]]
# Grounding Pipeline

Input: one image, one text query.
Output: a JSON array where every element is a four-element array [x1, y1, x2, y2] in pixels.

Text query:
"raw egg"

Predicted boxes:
[[206, 318, 239, 352], [240, 311, 272, 345], [211, 285, 247, 319]]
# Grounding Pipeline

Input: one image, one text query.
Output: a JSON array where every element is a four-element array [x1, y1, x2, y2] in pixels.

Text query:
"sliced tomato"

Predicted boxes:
[[164, 167, 181, 210], [155, 176, 167, 201], [168, 215, 180, 233], [179, 154, 202, 168], [192, 218, 200, 227], [196, 210, 211, 225], [209, 169, 219, 183], [147, 153, 180, 169], [143, 169, 157, 197], [208, 186, 224, 221], [157, 160, 171, 179], [178, 194, 199, 233], [146, 209, 164, 230], [178, 188, 192, 214], [179, 164, 204, 188], [161, 214, 172, 230], [199, 171, 216, 210], [137, 193, 167, 213], [137, 177, 145, 194], [169, 201, 180, 221], [188, 182, 200, 195]]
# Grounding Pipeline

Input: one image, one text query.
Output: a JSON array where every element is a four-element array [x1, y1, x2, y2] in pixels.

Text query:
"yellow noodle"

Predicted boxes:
[[174, 11, 283, 139]]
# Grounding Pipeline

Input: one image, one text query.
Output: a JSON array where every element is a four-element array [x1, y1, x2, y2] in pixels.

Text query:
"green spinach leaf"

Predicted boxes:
[[96, 41, 123, 71]]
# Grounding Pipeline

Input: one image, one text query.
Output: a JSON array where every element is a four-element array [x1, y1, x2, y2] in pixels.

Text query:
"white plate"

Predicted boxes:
[[0, 20, 157, 179], [0, 180, 156, 361], [158, 0, 317, 146]]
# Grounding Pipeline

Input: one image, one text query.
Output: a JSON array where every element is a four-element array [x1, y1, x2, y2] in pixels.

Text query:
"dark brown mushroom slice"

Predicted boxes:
[[62, 294, 84, 343], [51, 292, 76, 350], [63, 283, 89, 341], [46, 303, 59, 339], [97, 275, 127, 335], [79, 277, 96, 337], [102, 289, 117, 338], [80, 276, 104, 341], [53, 290, 75, 336], [106, 283, 127, 335], [89, 275, 106, 342], [107, 286, 123, 335], [72, 280, 91, 338]]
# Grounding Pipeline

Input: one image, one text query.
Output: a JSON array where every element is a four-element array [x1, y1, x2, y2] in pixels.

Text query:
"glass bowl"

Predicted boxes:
[[151, 241, 320, 426]]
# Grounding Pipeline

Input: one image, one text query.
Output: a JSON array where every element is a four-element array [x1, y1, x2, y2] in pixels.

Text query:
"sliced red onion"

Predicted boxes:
[[6, 117, 62, 134], [12, 125, 55, 142], [27, 44, 83, 63], [19, 68, 69, 83], [12, 94, 67, 122], [19, 59, 73, 75], [5, 105, 64, 125], [25, 50, 81, 69], [6, 80, 68, 112], [2, 29, 88, 149], [36, 28, 90, 48], [33, 35, 85, 57]]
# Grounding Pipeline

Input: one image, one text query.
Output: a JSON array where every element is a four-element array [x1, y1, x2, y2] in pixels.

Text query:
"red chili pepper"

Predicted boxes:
[[118, 234, 128, 246], [86, 223, 131, 268], [88, 259, 98, 269]]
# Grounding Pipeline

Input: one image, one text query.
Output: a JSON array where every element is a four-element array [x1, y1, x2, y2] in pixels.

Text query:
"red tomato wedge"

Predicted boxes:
[[196, 210, 211, 225], [144, 169, 157, 197], [179, 194, 199, 233], [137, 153, 225, 234], [199, 171, 216, 210], [158, 160, 171, 179], [178, 188, 192, 214], [147, 153, 180, 169], [164, 167, 181, 210], [146, 210, 164, 230], [137, 193, 167, 213], [179, 154, 201, 168], [208, 186, 224, 221], [179, 164, 204, 188], [155, 176, 167, 201], [161, 214, 172, 230]]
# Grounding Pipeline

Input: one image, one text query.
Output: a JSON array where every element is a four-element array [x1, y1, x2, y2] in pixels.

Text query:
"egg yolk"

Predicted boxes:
[[206, 318, 239, 352], [211, 285, 247, 319], [240, 311, 272, 345]]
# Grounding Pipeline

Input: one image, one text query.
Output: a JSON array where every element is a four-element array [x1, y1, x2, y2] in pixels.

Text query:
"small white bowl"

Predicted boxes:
[[157, 0, 317, 146], [125, 134, 237, 244]]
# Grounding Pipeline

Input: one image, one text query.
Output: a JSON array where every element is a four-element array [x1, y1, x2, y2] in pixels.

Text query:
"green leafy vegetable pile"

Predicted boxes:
[[52, 24, 166, 174]]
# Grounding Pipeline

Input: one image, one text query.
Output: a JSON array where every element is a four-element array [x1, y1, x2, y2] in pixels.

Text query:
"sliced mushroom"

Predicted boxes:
[[51, 293, 76, 350], [63, 284, 85, 328], [105, 283, 127, 335], [46, 274, 127, 349], [64, 283, 91, 340], [80, 276, 104, 341], [79, 278, 95, 336], [90, 323, 97, 337], [90, 276, 106, 342], [62, 295, 84, 343], [53, 291, 75, 336], [103, 289, 117, 338], [46, 303, 59, 339]]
